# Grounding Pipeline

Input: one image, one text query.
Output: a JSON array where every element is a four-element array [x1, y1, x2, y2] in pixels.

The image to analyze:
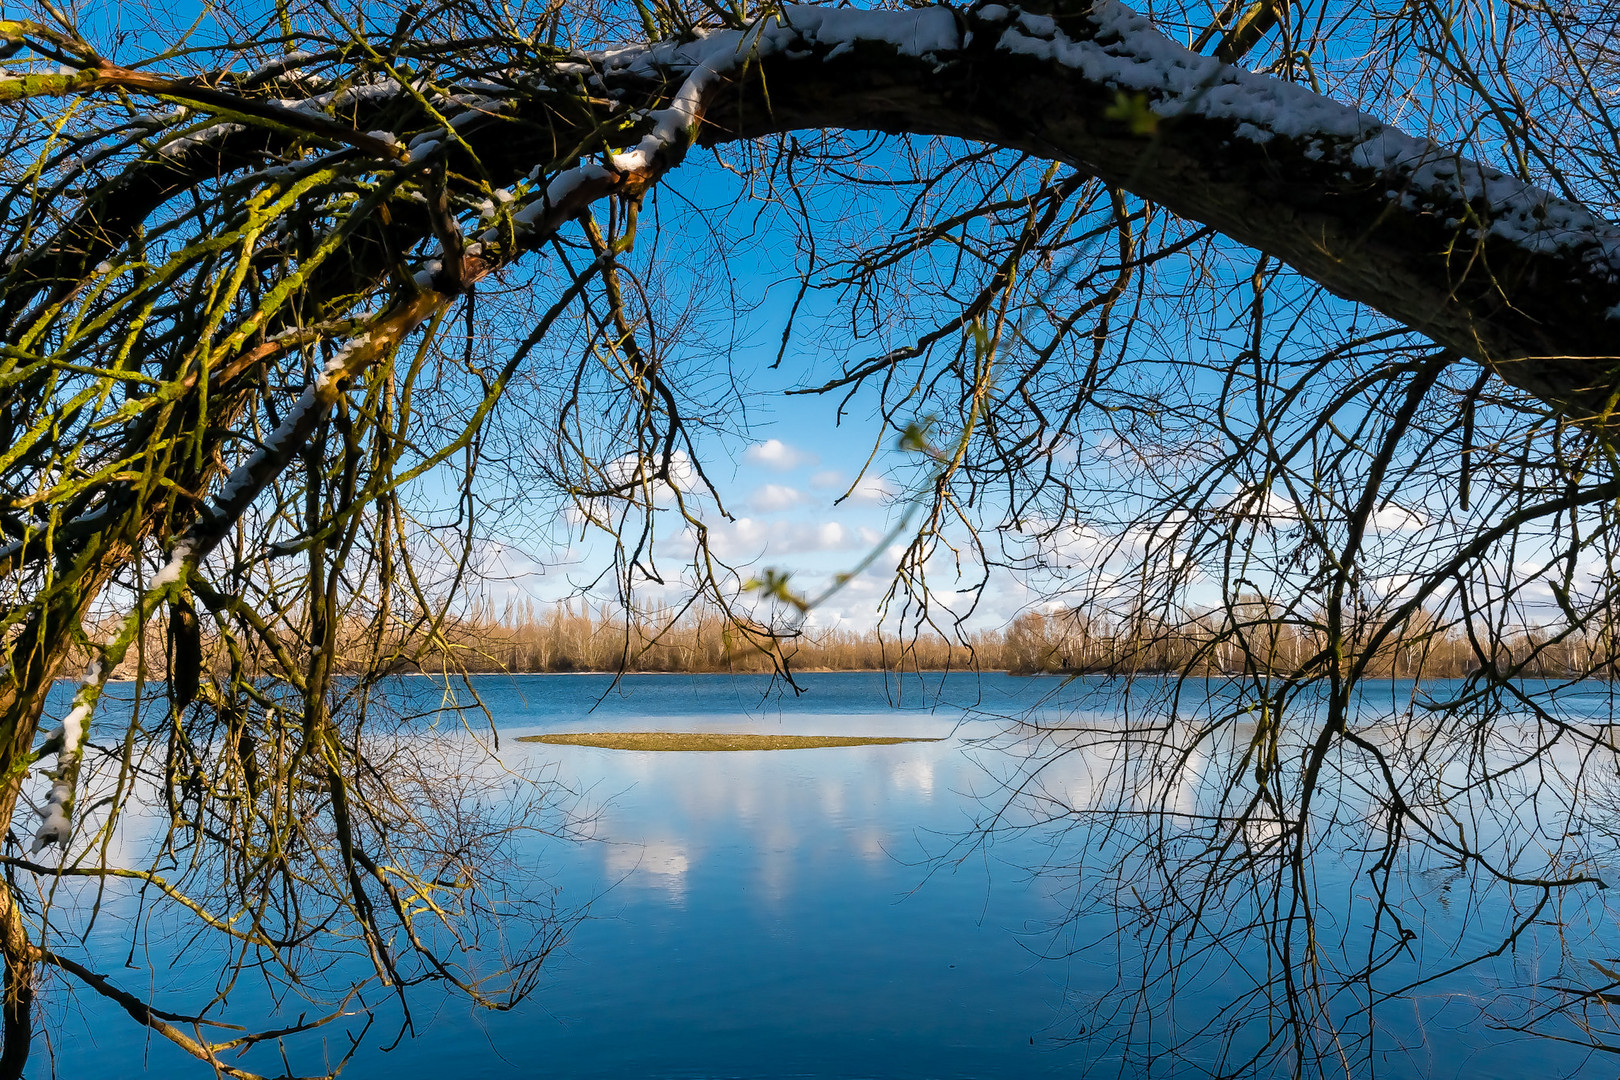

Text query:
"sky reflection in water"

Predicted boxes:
[[44, 672, 1617, 1078]]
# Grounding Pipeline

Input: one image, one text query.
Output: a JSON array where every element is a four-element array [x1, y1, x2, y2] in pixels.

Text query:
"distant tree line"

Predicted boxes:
[[84, 595, 1620, 683], [350, 593, 1620, 682]]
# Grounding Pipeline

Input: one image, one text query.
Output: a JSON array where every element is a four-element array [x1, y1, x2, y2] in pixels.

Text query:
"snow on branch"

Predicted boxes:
[[563, 1, 1620, 289], [30, 540, 191, 853], [982, 1, 1620, 273], [631, 1, 1620, 278], [561, 1, 1620, 410]]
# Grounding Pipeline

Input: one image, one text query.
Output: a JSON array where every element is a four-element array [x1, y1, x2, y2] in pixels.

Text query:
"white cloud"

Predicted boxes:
[[743, 439, 817, 471], [1221, 487, 1300, 522], [1369, 502, 1427, 533], [575, 449, 695, 508], [803, 470, 896, 503], [749, 483, 807, 513], [1035, 523, 1112, 563], [808, 469, 845, 490], [604, 841, 690, 900], [847, 474, 895, 504], [708, 518, 861, 558], [604, 841, 690, 878], [889, 756, 935, 799]]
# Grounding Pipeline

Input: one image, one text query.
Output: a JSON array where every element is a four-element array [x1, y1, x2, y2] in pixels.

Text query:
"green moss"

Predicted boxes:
[[0, 71, 97, 103]]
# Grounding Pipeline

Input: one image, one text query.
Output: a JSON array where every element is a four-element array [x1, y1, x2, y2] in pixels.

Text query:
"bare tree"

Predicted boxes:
[[2, 0, 1620, 1074]]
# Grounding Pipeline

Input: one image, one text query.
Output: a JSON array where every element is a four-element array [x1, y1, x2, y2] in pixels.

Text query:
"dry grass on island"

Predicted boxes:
[[519, 732, 943, 751]]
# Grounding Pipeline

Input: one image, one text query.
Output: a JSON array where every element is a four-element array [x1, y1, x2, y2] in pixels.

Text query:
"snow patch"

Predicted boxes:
[[208, 381, 322, 517], [990, 0, 1620, 270], [32, 657, 108, 853], [57, 704, 90, 756], [150, 540, 193, 590], [315, 333, 371, 388], [250, 50, 314, 78], [781, 5, 959, 56], [158, 122, 247, 157]]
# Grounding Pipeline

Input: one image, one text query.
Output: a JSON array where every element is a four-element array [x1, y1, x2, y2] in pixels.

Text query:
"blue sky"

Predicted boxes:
[[46, 0, 1595, 637], [466, 146, 1058, 633], [458, 142, 1422, 634]]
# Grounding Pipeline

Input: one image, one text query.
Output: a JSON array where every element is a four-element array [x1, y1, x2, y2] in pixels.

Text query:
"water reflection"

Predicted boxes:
[[39, 673, 1620, 1079], [378, 677, 1090, 1080], [603, 840, 691, 900]]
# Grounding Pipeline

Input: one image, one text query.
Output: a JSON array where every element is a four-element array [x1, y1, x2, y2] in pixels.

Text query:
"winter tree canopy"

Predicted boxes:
[[2, 0, 1620, 1075]]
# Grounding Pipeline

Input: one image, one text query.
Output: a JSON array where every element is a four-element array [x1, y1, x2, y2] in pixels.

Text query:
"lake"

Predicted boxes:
[[37, 672, 1620, 1078]]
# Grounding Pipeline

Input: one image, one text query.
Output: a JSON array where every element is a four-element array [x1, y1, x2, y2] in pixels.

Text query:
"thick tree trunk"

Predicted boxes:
[[533, 1, 1620, 420], [17, 3, 1619, 422], [0, 882, 33, 1080]]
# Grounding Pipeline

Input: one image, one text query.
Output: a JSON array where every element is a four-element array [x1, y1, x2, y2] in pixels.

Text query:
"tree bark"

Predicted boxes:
[[36, 2, 1611, 418], [21, 3, 1619, 420], [550, 1, 1620, 421], [0, 878, 34, 1079]]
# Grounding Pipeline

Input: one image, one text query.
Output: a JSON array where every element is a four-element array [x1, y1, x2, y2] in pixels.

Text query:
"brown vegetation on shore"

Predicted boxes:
[[437, 599, 996, 674], [382, 597, 1620, 681], [93, 595, 1620, 683], [518, 732, 942, 750]]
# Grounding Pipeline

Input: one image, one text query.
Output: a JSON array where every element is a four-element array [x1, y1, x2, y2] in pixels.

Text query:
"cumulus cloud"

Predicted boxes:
[[808, 469, 845, 490], [1033, 523, 1112, 563], [1221, 487, 1300, 522], [803, 469, 897, 503], [847, 474, 896, 504], [1369, 502, 1427, 533], [743, 439, 818, 471], [749, 483, 807, 513], [604, 841, 691, 900], [707, 518, 861, 558], [585, 449, 695, 505]]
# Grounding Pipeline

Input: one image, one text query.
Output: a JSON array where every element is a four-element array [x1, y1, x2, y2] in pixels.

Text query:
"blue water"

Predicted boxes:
[[36, 673, 1620, 1078]]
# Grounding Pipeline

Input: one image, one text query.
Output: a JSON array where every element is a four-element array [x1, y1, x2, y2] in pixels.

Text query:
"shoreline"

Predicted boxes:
[[518, 731, 946, 751], [77, 668, 1063, 684]]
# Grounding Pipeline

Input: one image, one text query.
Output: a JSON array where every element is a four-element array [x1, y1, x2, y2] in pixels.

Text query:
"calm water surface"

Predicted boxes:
[[43, 673, 1617, 1078]]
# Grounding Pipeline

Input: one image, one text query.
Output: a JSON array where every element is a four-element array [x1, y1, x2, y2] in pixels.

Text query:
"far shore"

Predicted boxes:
[[519, 732, 945, 751], [78, 668, 1064, 684]]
